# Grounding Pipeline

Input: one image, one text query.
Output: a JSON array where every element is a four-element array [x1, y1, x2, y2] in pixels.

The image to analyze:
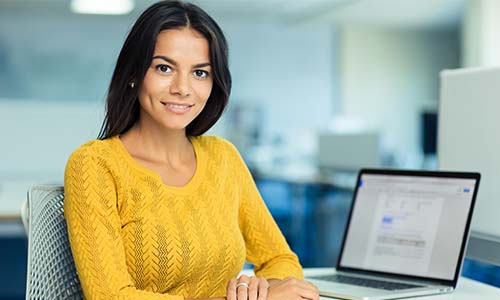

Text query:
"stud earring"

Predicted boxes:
[[129, 81, 135, 88]]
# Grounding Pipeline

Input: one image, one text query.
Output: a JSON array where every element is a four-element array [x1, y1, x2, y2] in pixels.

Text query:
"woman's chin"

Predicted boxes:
[[159, 122, 191, 132]]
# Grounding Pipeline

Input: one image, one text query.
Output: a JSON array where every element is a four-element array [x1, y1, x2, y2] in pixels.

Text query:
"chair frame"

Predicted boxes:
[[22, 185, 83, 300]]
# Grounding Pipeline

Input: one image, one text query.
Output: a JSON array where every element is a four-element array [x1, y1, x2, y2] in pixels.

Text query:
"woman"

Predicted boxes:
[[64, 1, 319, 300]]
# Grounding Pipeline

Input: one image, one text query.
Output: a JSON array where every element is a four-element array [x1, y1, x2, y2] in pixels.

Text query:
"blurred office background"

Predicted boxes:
[[1, 0, 500, 299]]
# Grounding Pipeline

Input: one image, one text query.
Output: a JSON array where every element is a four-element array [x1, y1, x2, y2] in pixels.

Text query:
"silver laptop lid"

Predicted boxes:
[[337, 169, 480, 287]]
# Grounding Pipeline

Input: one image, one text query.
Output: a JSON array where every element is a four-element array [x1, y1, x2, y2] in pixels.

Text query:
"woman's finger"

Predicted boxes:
[[237, 283, 249, 300], [238, 275, 251, 282], [236, 276, 250, 300], [248, 276, 259, 300], [298, 286, 320, 300], [257, 277, 269, 300], [226, 278, 237, 300]]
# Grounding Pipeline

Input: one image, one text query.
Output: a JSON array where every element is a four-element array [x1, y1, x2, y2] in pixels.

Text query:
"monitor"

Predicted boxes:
[[438, 66, 500, 265]]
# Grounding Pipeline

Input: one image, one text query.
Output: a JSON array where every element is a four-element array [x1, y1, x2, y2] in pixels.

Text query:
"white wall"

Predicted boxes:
[[0, 8, 131, 101], [461, 0, 500, 67], [219, 20, 338, 144], [0, 100, 103, 214], [339, 26, 459, 165]]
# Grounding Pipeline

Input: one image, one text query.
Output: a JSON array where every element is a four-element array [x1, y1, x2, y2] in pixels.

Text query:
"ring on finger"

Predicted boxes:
[[236, 282, 249, 289]]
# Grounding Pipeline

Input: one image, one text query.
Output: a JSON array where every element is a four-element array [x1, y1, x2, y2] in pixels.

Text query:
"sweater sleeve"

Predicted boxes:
[[227, 142, 304, 280], [64, 148, 183, 300]]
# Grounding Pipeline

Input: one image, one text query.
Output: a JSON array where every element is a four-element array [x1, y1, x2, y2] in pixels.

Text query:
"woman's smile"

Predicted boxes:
[[160, 101, 195, 115]]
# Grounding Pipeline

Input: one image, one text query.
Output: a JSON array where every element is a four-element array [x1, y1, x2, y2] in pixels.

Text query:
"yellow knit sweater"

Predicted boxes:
[[64, 135, 303, 300]]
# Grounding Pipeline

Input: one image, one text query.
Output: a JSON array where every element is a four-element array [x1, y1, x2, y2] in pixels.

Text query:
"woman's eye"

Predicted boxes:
[[194, 70, 209, 78], [156, 64, 171, 73]]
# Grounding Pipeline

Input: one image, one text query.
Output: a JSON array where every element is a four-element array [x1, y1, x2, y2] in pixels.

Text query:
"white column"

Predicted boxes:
[[461, 0, 500, 67]]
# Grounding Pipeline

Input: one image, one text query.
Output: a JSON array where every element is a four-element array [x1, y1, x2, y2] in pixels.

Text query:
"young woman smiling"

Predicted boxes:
[[63, 1, 319, 300]]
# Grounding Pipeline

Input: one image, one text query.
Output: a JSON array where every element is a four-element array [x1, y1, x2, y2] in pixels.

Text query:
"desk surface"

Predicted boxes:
[[241, 268, 500, 300], [304, 268, 500, 300]]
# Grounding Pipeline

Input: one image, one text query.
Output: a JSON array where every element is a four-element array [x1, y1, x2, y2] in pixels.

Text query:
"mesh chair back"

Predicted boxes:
[[24, 185, 83, 300]]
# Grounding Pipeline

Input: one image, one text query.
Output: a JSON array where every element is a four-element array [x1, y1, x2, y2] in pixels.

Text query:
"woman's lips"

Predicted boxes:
[[160, 101, 194, 115]]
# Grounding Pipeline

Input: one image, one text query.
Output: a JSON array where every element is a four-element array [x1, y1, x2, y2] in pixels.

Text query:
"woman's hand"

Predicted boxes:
[[266, 277, 319, 300], [226, 275, 270, 300]]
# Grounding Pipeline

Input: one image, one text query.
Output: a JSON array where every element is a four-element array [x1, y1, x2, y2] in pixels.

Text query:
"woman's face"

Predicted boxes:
[[138, 28, 213, 132]]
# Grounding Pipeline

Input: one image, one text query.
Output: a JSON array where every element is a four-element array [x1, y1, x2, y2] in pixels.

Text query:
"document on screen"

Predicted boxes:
[[363, 192, 443, 275]]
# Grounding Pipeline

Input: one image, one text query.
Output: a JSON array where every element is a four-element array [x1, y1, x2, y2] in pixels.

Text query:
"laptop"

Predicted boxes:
[[307, 169, 480, 300]]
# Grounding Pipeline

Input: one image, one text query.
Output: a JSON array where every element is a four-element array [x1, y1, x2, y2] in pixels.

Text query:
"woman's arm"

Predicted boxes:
[[64, 148, 184, 300], [223, 138, 319, 299], [224, 140, 303, 280]]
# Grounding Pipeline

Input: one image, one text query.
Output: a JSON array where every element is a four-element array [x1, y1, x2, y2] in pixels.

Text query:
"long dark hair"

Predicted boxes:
[[98, 0, 231, 139]]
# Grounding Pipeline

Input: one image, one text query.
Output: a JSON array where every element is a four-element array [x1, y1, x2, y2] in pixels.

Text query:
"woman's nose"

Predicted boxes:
[[169, 73, 191, 97]]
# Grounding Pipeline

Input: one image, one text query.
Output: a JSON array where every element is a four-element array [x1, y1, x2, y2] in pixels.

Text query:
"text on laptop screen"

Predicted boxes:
[[340, 174, 476, 281]]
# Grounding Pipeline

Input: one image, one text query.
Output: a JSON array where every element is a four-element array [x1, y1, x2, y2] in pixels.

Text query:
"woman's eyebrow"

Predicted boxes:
[[153, 55, 177, 65], [193, 62, 211, 68], [153, 55, 210, 68]]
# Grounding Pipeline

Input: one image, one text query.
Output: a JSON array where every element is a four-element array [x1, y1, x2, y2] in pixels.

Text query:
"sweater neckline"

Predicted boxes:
[[110, 135, 206, 194]]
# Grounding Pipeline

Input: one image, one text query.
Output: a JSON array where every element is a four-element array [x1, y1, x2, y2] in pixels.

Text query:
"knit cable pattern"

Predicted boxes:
[[64, 135, 303, 300]]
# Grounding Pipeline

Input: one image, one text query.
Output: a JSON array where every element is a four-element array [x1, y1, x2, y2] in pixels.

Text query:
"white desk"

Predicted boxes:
[[241, 268, 500, 300], [304, 268, 500, 300]]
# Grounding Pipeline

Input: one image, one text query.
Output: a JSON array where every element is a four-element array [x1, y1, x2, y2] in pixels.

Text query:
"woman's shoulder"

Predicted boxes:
[[194, 135, 240, 155], [67, 137, 118, 165]]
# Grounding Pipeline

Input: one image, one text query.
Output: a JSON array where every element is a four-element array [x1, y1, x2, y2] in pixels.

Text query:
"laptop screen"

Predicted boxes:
[[339, 172, 478, 281]]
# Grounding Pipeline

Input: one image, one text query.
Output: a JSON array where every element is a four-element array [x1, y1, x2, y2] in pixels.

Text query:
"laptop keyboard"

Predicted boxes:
[[311, 274, 424, 291]]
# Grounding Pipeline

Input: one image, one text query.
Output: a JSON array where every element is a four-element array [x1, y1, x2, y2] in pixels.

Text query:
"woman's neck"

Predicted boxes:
[[120, 119, 194, 167]]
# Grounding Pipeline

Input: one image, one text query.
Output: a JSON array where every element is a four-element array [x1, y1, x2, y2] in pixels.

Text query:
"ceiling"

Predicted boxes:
[[194, 0, 466, 30], [0, 0, 466, 30]]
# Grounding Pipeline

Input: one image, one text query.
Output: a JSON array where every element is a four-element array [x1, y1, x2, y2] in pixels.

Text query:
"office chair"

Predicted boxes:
[[22, 185, 83, 300]]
